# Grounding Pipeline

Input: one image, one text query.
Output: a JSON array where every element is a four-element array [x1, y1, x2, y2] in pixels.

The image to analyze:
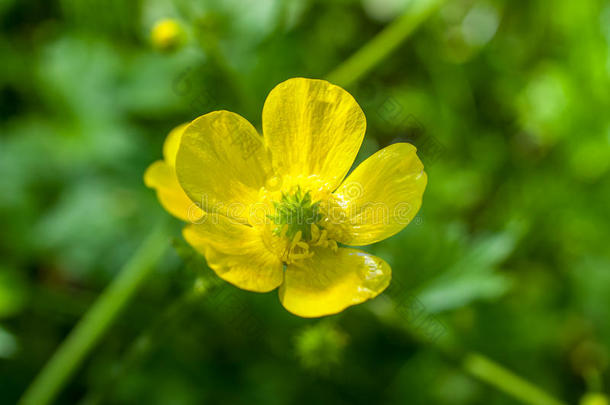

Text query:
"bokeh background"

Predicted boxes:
[[2, 0, 610, 404]]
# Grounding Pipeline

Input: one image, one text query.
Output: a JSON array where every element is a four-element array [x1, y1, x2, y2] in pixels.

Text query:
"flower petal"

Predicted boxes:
[[183, 216, 284, 292], [163, 123, 189, 167], [330, 143, 427, 246], [279, 247, 391, 317], [144, 160, 202, 222], [144, 124, 203, 222], [176, 111, 272, 223], [262, 78, 366, 190]]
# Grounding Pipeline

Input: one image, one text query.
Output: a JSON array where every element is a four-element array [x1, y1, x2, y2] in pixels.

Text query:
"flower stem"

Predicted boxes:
[[462, 352, 568, 405], [78, 278, 209, 405], [326, 0, 446, 88], [376, 302, 567, 405], [18, 220, 171, 405]]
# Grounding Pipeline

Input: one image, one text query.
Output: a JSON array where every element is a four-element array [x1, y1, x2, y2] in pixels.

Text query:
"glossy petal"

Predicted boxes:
[[183, 216, 284, 292], [330, 143, 427, 246], [262, 78, 366, 191], [279, 247, 391, 317], [144, 161, 202, 222], [144, 123, 203, 222], [163, 123, 189, 167], [176, 111, 272, 223]]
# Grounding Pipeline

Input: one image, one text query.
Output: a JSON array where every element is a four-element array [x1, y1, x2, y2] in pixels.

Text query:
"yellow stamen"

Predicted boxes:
[[311, 224, 320, 241], [280, 224, 289, 239], [314, 229, 328, 246], [290, 231, 302, 250]]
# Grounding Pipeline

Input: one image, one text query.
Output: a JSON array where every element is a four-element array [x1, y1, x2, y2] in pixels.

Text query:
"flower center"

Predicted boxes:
[[264, 185, 337, 264], [268, 187, 321, 241]]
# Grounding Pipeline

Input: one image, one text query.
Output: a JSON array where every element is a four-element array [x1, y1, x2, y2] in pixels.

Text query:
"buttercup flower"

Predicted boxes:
[[145, 78, 427, 317], [151, 18, 185, 52], [144, 123, 204, 222]]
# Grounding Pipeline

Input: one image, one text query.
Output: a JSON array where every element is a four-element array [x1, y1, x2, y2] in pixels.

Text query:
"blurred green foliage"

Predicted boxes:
[[1, 0, 610, 404]]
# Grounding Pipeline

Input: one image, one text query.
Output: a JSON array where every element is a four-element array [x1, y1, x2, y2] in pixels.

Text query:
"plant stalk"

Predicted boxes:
[[19, 221, 170, 405], [326, 0, 446, 87]]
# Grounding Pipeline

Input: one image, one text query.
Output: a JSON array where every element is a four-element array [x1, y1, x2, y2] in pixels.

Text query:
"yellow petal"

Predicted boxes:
[[144, 123, 203, 221], [176, 111, 272, 223], [163, 123, 189, 167], [279, 247, 391, 317], [330, 143, 427, 246], [262, 78, 366, 190], [144, 160, 203, 222], [183, 216, 284, 292]]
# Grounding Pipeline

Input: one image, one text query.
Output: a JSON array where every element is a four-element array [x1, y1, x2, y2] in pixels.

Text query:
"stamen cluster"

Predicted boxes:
[[268, 187, 322, 241], [267, 186, 337, 263]]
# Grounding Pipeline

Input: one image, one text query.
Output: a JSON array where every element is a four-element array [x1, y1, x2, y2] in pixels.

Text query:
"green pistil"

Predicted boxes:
[[268, 187, 322, 241]]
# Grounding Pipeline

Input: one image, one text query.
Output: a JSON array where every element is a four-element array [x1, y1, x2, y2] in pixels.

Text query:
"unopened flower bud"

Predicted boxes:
[[151, 19, 185, 52]]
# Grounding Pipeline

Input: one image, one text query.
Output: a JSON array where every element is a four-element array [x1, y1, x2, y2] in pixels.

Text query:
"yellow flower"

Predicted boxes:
[[145, 78, 427, 317], [150, 19, 185, 52], [144, 124, 204, 222]]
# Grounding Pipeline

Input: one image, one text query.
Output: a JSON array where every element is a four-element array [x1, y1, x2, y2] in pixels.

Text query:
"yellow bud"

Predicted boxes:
[[151, 19, 185, 52], [580, 393, 609, 405]]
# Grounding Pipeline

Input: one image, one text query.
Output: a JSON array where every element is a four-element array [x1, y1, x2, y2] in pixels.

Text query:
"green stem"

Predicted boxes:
[[463, 352, 568, 405], [79, 278, 209, 405], [340, 2, 565, 403], [377, 301, 567, 405], [19, 220, 170, 405], [326, 0, 446, 88]]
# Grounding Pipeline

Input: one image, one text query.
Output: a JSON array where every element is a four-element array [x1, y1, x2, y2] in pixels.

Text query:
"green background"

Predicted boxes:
[[1, 0, 609, 404]]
